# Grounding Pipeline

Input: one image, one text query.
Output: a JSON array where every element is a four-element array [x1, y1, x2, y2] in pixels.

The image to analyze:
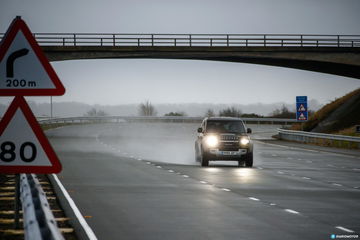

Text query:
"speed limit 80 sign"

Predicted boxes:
[[0, 96, 62, 173]]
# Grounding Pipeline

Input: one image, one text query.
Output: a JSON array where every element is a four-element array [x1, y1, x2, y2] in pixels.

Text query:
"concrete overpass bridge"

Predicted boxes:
[[2, 33, 360, 78]]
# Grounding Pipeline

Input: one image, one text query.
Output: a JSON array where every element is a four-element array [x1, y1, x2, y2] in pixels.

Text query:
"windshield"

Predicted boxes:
[[206, 120, 245, 133]]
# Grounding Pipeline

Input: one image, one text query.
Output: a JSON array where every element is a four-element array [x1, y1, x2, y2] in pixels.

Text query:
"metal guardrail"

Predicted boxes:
[[38, 116, 297, 125], [278, 128, 360, 148], [1, 33, 360, 48], [20, 174, 64, 240]]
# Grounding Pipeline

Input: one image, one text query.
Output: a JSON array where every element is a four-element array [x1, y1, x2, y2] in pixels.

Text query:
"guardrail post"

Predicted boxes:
[[337, 35, 340, 47], [151, 34, 154, 46], [138, 38, 140, 46], [113, 34, 115, 46], [100, 38, 103, 46], [264, 35, 266, 47], [62, 38, 65, 46], [300, 35, 303, 47], [210, 38, 213, 47], [189, 34, 192, 47], [246, 39, 248, 47], [73, 34, 76, 46], [227, 35, 229, 46], [174, 38, 177, 46]]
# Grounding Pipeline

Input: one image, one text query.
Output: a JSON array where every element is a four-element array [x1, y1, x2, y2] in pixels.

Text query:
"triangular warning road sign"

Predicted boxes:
[[298, 112, 307, 121], [0, 96, 62, 173], [298, 104, 306, 112], [0, 17, 65, 96]]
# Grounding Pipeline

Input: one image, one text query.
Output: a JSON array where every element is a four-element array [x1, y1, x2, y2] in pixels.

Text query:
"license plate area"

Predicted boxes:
[[219, 151, 240, 156]]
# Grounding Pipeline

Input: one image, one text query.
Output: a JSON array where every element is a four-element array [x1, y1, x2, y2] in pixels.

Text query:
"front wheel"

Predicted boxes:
[[200, 150, 209, 167], [245, 152, 253, 167]]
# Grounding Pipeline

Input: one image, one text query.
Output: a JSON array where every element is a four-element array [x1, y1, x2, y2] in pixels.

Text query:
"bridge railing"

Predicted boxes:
[[1, 33, 360, 47]]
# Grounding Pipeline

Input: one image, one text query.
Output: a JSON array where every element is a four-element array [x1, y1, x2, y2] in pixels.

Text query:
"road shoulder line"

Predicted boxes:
[[48, 174, 98, 240]]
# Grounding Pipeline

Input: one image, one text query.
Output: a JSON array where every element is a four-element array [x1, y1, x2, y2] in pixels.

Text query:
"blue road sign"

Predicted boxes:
[[296, 96, 308, 121]]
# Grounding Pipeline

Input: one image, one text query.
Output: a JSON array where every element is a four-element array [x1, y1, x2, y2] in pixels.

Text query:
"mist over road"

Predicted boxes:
[[47, 122, 360, 240]]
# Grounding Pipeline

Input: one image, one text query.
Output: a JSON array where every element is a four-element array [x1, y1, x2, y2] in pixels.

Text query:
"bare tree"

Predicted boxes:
[[219, 107, 242, 117], [270, 105, 295, 118], [138, 100, 157, 116], [84, 108, 107, 117], [205, 109, 215, 117]]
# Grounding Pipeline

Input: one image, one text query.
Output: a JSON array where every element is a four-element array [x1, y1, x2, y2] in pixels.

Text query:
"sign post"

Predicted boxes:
[[0, 16, 65, 229], [296, 96, 308, 122]]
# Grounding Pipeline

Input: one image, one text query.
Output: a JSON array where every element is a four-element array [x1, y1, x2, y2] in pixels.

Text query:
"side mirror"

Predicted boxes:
[[247, 128, 252, 134], [197, 127, 203, 133]]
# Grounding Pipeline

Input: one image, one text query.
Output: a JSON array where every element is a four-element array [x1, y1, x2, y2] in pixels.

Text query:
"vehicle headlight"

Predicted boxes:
[[205, 135, 219, 148], [240, 136, 250, 146]]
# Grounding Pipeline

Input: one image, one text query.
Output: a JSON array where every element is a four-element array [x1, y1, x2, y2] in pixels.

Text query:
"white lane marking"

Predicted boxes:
[[137, 158, 142, 161], [146, 162, 151, 165], [332, 183, 343, 187], [352, 168, 360, 171], [297, 158, 302, 161], [248, 197, 260, 201], [277, 171, 284, 174], [156, 166, 162, 169], [302, 177, 311, 180], [257, 167, 263, 170], [285, 209, 300, 215], [327, 164, 334, 167], [52, 174, 98, 240], [168, 170, 174, 173], [353, 186, 359, 189], [270, 203, 276, 206], [182, 175, 189, 178], [200, 181, 207, 184], [335, 226, 355, 233], [221, 188, 231, 192], [271, 154, 277, 157]]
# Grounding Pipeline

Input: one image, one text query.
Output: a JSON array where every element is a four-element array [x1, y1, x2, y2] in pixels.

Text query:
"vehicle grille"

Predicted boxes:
[[220, 134, 239, 141]]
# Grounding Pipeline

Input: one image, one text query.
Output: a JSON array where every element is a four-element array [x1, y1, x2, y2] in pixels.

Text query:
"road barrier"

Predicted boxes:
[[278, 129, 360, 149], [1, 33, 359, 48], [20, 174, 64, 240], [39, 116, 297, 125]]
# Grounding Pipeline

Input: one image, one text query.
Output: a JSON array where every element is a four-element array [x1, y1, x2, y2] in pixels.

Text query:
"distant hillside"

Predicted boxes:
[[302, 88, 360, 134]]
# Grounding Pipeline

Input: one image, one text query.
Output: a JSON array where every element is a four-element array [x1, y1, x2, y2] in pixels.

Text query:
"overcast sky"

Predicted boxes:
[[1, 0, 359, 106]]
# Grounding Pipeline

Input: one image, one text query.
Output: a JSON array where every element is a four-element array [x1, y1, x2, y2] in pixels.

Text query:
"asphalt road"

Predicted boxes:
[[47, 122, 360, 240]]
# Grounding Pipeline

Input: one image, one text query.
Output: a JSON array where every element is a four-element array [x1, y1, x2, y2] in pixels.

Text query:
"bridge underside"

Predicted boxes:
[[43, 46, 360, 79]]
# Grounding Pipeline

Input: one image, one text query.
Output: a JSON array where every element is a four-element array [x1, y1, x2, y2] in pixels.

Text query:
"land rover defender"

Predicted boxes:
[[195, 117, 253, 167]]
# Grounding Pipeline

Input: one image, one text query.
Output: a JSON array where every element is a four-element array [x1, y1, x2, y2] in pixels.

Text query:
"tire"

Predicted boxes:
[[238, 160, 244, 167], [245, 152, 253, 167], [201, 150, 209, 167]]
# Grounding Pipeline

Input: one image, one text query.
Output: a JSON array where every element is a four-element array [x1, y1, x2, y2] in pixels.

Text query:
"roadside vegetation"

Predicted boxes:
[[164, 111, 186, 116]]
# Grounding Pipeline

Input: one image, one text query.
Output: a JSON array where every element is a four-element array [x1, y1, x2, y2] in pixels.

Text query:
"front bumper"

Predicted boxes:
[[207, 148, 248, 159]]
